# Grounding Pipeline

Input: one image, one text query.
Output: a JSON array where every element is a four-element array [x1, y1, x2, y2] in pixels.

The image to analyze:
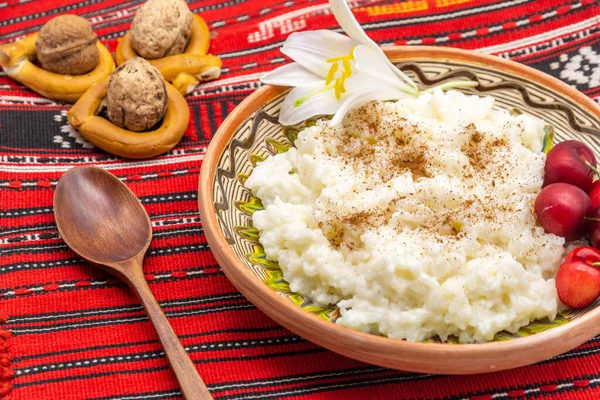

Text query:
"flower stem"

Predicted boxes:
[[542, 126, 554, 154], [419, 80, 479, 96], [584, 160, 600, 179], [293, 84, 335, 107]]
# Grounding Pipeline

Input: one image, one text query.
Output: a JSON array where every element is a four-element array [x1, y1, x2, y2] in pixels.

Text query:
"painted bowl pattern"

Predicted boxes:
[[211, 59, 600, 344]]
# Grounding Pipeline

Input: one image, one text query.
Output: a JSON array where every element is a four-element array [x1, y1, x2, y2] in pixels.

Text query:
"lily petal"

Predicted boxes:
[[328, 0, 376, 49], [328, 0, 418, 92], [331, 74, 412, 126], [281, 30, 356, 79], [279, 82, 341, 126], [261, 62, 324, 87], [353, 45, 416, 94]]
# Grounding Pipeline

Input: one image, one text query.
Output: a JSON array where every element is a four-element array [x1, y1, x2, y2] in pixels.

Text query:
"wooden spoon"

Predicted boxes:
[[53, 166, 212, 400]]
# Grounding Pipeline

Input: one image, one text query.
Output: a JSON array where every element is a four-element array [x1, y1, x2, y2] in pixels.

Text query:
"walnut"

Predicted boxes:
[[35, 15, 99, 75], [106, 57, 168, 132], [130, 0, 193, 59]]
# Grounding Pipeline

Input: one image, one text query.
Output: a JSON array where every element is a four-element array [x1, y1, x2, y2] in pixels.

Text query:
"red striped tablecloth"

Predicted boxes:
[[1, 0, 600, 399]]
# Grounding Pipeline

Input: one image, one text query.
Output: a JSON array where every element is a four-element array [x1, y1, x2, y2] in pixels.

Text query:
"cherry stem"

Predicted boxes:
[[584, 217, 600, 222], [592, 263, 600, 267], [584, 160, 600, 179]]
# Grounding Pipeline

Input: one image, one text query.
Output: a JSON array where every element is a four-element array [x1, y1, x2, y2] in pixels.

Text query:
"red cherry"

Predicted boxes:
[[544, 140, 597, 192], [534, 183, 593, 241], [587, 208, 600, 249], [589, 180, 600, 211], [556, 260, 600, 308]]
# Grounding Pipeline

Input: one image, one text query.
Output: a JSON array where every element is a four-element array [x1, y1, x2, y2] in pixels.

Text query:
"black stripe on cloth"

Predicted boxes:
[[13, 326, 286, 362], [11, 365, 173, 389], [0, 191, 199, 218], [191, 103, 207, 141], [519, 34, 600, 72], [15, 335, 306, 377], [2, 224, 203, 244], [9, 303, 256, 335], [216, 370, 435, 400], [0, 0, 248, 41], [434, 371, 600, 400], [93, 0, 538, 55], [0, 167, 202, 191], [0, 210, 199, 236], [95, 0, 342, 42], [207, 102, 219, 141], [201, 366, 394, 394], [7, 292, 243, 325], [0, 0, 110, 28], [0, 242, 213, 264], [89, 390, 182, 400], [0, 257, 83, 275], [0, 241, 212, 275], [196, 340, 600, 400], [11, 349, 326, 389], [344, 1, 594, 50], [81, 366, 600, 400], [215, 0, 535, 60], [3, 266, 224, 300], [0, 241, 203, 274], [89, 366, 401, 400], [502, 25, 600, 62], [95, 0, 302, 33], [0, 145, 204, 162]]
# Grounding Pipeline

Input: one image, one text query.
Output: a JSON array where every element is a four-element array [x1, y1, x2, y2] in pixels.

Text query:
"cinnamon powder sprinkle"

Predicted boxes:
[[310, 101, 524, 250]]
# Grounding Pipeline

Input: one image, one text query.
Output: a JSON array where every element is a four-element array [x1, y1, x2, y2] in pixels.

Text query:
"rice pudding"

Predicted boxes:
[[245, 89, 565, 343]]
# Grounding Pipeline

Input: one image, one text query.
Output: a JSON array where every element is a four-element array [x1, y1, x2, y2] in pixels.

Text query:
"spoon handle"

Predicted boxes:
[[127, 269, 213, 400]]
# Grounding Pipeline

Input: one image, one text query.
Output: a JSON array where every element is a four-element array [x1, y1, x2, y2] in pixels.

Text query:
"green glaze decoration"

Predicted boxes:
[[235, 196, 263, 215], [236, 173, 249, 185], [266, 138, 291, 154], [246, 245, 279, 269], [264, 269, 291, 292], [249, 153, 266, 166], [519, 315, 569, 335], [234, 225, 260, 242], [288, 293, 339, 321], [283, 127, 299, 143]]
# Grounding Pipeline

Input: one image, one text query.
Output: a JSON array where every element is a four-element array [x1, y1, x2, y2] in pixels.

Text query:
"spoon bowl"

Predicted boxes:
[[54, 166, 212, 400], [54, 165, 151, 264]]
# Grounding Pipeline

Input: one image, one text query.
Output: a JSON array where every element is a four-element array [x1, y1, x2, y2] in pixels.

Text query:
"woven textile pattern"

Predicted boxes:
[[1, 0, 600, 399]]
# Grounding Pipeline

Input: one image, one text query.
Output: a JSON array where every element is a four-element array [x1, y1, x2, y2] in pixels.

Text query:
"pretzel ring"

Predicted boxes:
[[0, 33, 115, 103], [116, 14, 222, 95], [67, 76, 190, 159]]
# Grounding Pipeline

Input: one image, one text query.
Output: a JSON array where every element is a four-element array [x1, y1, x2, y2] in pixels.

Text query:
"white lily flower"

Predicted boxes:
[[261, 0, 421, 126], [261, 0, 477, 126]]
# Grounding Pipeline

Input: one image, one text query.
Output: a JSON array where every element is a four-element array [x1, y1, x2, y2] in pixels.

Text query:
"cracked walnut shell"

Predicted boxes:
[[35, 15, 99, 75], [106, 57, 168, 132], [130, 0, 193, 59]]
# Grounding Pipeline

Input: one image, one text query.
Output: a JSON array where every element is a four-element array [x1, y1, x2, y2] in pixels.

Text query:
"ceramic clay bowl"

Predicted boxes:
[[198, 46, 600, 374]]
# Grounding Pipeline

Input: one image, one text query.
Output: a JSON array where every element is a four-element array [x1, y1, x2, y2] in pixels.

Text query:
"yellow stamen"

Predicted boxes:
[[342, 58, 352, 76], [325, 62, 338, 85], [325, 47, 356, 100], [326, 54, 354, 63], [296, 47, 356, 105], [334, 80, 342, 99]]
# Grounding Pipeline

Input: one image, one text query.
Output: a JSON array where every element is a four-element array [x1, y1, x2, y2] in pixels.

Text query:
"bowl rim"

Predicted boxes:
[[198, 45, 600, 374]]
